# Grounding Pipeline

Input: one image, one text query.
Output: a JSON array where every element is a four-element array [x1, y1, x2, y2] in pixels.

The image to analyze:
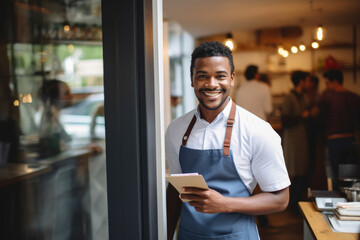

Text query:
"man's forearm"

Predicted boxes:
[[166, 184, 182, 240], [182, 186, 289, 215], [223, 187, 289, 215]]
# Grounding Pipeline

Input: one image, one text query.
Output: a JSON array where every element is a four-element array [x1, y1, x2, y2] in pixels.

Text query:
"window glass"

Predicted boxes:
[[0, 0, 108, 239]]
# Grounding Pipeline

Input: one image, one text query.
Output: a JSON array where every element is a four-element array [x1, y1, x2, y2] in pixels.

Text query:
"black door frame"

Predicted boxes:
[[101, 0, 158, 239]]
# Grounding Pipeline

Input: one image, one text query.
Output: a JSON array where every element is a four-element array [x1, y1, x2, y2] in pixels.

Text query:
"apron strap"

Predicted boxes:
[[182, 115, 197, 146], [182, 100, 237, 156], [223, 101, 236, 156]]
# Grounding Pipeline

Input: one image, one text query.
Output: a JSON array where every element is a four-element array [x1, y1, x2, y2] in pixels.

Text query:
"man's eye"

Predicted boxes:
[[217, 75, 226, 79], [198, 75, 207, 79]]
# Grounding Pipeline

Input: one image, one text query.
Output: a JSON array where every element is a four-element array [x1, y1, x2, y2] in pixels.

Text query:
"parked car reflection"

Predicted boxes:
[[60, 93, 105, 139]]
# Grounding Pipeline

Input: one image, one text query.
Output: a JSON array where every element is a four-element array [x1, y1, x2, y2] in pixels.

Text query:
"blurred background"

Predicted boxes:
[[0, 0, 359, 239]]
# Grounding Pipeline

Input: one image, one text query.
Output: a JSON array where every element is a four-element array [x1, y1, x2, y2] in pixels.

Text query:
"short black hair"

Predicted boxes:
[[244, 65, 258, 80], [323, 69, 343, 84], [309, 75, 319, 88], [259, 73, 271, 86], [291, 70, 309, 87], [190, 41, 234, 75]]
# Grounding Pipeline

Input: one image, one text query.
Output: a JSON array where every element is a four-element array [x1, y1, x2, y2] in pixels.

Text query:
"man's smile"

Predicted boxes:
[[200, 89, 224, 98]]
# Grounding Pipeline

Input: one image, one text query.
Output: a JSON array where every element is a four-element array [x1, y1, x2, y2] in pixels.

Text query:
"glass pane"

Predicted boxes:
[[0, 0, 108, 239]]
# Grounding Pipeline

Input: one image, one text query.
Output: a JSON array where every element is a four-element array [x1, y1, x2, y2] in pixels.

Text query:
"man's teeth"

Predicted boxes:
[[204, 92, 220, 97]]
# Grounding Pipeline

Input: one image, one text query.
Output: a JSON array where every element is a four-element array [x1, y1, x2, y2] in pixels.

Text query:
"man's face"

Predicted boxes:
[[57, 84, 73, 108], [304, 76, 313, 90], [191, 56, 234, 111], [325, 78, 334, 90]]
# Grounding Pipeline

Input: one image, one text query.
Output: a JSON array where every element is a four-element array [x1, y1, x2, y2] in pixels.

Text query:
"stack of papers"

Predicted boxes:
[[324, 202, 360, 233], [327, 214, 360, 233], [335, 202, 360, 220]]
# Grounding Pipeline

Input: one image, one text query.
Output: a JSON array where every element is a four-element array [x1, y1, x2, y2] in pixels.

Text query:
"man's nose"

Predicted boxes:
[[206, 76, 218, 87]]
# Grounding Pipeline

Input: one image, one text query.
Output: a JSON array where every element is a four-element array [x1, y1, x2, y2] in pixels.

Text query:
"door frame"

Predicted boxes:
[[101, 0, 165, 239]]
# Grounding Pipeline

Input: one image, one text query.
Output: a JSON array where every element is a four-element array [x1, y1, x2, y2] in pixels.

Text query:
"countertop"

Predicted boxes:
[[0, 163, 52, 188], [299, 201, 359, 240], [0, 145, 94, 188]]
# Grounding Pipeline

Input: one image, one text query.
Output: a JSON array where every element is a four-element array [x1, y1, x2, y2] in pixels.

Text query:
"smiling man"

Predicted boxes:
[[166, 41, 290, 240]]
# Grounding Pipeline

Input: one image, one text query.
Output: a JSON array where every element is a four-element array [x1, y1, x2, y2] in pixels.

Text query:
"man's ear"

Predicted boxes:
[[230, 72, 235, 87]]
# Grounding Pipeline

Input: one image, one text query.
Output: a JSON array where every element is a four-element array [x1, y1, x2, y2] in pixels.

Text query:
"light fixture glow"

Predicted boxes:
[[225, 40, 234, 50], [311, 41, 319, 49], [21, 93, 32, 103], [314, 25, 326, 41], [277, 46, 284, 55], [299, 44, 306, 51], [223, 33, 236, 51], [291, 46, 298, 53], [282, 50, 289, 58], [63, 24, 70, 32]]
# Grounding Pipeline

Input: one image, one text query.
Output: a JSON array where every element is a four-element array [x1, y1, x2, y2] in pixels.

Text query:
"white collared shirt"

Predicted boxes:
[[165, 99, 290, 193]]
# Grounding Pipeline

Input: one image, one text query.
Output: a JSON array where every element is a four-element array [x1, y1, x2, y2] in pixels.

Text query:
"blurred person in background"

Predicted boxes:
[[39, 79, 73, 156], [258, 73, 271, 87], [311, 69, 360, 190], [236, 65, 273, 121], [90, 103, 105, 140], [39, 79, 101, 156], [281, 70, 310, 211], [304, 75, 322, 185]]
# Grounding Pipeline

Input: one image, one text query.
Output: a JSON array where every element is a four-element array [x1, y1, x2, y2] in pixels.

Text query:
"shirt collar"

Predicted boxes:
[[195, 97, 233, 121]]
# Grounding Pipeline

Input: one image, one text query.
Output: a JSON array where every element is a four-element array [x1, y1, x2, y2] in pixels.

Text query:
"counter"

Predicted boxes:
[[299, 201, 359, 240], [0, 163, 51, 188]]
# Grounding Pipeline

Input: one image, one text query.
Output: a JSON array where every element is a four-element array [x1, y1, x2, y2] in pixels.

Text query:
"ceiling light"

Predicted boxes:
[[224, 33, 236, 51], [277, 46, 284, 55], [282, 50, 289, 58], [291, 46, 298, 53], [311, 41, 319, 49], [314, 25, 326, 41], [299, 44, 306, 51]]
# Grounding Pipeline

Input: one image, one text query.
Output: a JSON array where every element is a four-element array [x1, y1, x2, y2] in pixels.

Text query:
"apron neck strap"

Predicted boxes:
[[223, 101, 236, 156], [182, 100, 237, 156], [182, 114, 197, 146]]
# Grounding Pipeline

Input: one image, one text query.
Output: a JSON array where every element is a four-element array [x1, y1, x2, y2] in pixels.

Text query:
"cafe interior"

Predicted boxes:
[[0, 0, 359, 239]]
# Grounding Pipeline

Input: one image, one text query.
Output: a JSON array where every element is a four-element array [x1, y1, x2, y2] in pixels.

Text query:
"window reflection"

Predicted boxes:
[[13, 43, 105, 157], [0, 0, 108, 239]]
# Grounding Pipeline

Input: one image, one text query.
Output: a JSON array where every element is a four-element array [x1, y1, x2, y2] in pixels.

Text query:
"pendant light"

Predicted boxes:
[[314, 24, 326, 41], [223, 33, 236, 51], [311, 41, 319, 49], [299, 44, 306, 51]]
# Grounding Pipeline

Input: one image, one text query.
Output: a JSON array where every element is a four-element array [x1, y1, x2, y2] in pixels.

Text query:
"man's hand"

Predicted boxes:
[[181, 187, 227, 214], [181, 187, 289, 216]]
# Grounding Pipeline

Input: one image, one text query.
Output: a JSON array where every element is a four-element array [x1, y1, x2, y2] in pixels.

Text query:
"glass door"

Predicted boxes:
[[0, 0, 108, 239]]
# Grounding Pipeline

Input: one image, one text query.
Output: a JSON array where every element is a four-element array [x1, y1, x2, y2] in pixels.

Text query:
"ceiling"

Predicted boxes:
[[163, 0, 360, 39]]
